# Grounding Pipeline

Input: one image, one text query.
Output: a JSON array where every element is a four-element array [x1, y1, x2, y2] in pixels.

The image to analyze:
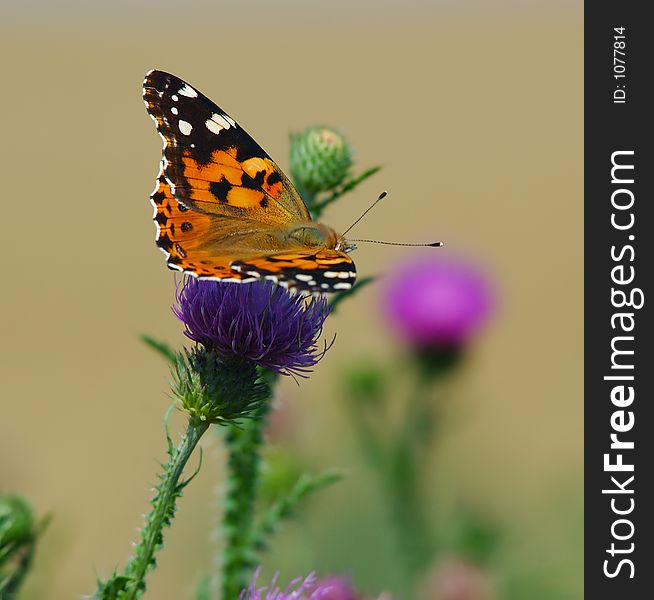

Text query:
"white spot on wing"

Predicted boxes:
[[171, 106, 178, 115], [333, 282, 352, 290], [295, 274, 313, 282], [205, 119, 224, 135], [178, 120, 192, 135], [171, 94, 179, 102], [323, 270, 355, 279], [205, 113, 233, 135], [179, 84, 198, 98]]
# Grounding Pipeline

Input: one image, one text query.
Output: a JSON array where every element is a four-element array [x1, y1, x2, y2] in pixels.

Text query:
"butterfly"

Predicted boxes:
[[143, 69, 357, 293]]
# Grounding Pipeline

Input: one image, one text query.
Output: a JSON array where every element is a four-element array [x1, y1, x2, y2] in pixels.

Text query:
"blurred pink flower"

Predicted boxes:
[[381, 254, 493, 349], [419, 557, 495, 600]]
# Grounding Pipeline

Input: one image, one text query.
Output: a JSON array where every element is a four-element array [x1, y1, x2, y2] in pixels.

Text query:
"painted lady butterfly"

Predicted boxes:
[[143, 70, 357, 293]]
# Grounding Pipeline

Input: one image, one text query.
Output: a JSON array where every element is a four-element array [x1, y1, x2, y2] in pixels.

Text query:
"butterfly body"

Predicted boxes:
[[143, 70, 356, 292]]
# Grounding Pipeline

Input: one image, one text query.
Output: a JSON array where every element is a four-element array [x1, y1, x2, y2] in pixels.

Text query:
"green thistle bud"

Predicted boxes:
[[0, 496, 34, 553], [172, 349, 270, 425], [1, 495, 38, 596], [344, 363, 385, 405], [290, 126, 352, 195]]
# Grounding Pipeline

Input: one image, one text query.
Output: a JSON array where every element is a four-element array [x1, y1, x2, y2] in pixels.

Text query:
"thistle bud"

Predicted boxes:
[[1, 495, 36, 593], [0, 496, 34, 551], [290, 126, 352, 195], [172, 349, 268, 425]]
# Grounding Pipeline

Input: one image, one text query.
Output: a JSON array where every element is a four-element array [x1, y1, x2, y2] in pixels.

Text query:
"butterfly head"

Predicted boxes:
[[336, 238, 357, 254]]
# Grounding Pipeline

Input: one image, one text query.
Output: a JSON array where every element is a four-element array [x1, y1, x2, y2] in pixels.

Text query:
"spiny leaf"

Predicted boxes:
[[252, 470, 344, 553], [140, 334, 176, 364], [179, 448, 203, 490], [90, 574, 132, 599], [162, 404, 176, 456]]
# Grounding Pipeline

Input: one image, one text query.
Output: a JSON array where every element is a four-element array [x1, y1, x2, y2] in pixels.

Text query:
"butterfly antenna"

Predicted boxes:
[[349, 239, 444, 247], [341, 191, 388, 237]]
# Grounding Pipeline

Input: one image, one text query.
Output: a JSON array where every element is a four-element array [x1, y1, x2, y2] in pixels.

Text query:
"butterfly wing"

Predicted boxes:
[[151, 166, 355, 292], [144, 69, 356, 292], [231, 249, 357, 292], [151, 164, 266, 281], [143, 69, 310, 223]]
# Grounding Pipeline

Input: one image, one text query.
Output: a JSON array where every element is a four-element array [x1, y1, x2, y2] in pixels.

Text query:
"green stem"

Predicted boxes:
[[121, 418, 209, 600], [251, 470, 343, 554], [386, 440, 431, 583], [220, 413, 267, 600], [348, 396, 386, 471], [387, 375, 436, 586], [311, 166, 382, 218]]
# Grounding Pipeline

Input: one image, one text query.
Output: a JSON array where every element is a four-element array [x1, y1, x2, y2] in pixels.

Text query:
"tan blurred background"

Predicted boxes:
[[1, 1, 582, 598]]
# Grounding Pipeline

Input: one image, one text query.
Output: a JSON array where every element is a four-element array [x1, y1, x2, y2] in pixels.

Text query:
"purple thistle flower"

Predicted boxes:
[[174, 279, 332, 376], [241, 570, 358, 600], [308, 575, 358, 600], [381, 254, 493, 349]]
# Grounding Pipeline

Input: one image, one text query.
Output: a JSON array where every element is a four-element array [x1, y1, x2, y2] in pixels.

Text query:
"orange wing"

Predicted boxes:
[[152, 170, 356, 291], [151, 167, 259, 281], [152, 169, 357, 291], [143, 70, 310, 224], [144, 70, 358, 292]]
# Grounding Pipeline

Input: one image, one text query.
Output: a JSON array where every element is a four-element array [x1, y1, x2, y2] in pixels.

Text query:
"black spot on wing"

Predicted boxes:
[[241, 169, 266, 189], [157, 233, 173, 251], [151, 190, 166, 204], [266, 171, 282, 186], [209, 178, 232, 202], [260, 256, 288, 263]]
